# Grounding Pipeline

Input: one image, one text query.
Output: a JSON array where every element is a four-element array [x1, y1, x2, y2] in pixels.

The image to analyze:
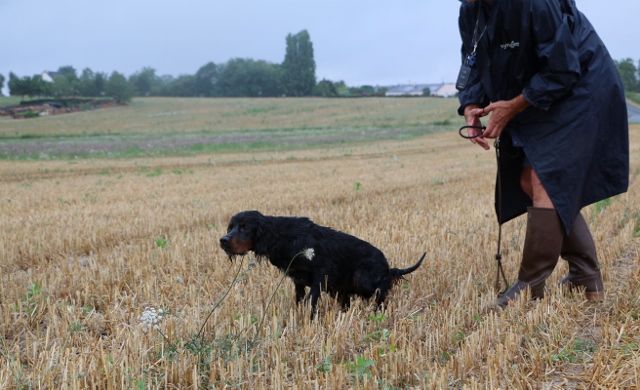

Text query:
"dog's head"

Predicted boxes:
[[219, 210, 265, 257]]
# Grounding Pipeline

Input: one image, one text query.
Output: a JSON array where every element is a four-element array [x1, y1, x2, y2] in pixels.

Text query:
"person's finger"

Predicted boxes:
[[478, 142, 490, 150], [483, 122, 498, 138], [485, 129, 495, 139], [476, 137, 490, 150], [479, 105, 493, 117], [468, 108, 484, 117]]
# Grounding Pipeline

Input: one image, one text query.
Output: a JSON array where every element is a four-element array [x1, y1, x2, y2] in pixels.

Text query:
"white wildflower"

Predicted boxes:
[[303, 248, 315, 261], [139, 306, 166, 332]]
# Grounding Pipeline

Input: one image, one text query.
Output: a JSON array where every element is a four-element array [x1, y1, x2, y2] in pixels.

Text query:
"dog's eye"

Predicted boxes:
[[238, 223, 246, 230]]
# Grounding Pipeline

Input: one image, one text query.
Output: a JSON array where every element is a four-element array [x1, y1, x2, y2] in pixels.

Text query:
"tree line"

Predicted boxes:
[[1, 33, 637, 103], [616, 58, 640, 94], [0, 30, 386, 104]]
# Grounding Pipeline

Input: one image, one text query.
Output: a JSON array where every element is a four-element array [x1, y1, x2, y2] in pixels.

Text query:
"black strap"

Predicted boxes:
[[458, 126, 510, 294], [458, 125, 487, 139], [494, 138, 510, 295]]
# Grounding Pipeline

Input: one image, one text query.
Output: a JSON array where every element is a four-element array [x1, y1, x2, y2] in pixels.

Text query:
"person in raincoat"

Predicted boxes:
[[456, 0, 629, 307]]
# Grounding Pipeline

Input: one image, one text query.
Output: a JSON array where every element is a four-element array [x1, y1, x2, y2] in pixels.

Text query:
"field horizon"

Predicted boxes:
[[0, 97, 458, 160]]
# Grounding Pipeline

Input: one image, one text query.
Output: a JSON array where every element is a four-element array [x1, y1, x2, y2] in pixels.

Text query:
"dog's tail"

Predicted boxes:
[[390, 252, 426, 279]]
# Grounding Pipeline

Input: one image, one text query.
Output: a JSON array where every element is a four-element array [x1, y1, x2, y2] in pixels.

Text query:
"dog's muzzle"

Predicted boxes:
[[219, 235, 232, 253]]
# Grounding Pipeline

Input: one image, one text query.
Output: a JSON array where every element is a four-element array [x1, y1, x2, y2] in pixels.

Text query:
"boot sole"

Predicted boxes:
[[560, 278, 604, 302], [585, 291, 604, 302]]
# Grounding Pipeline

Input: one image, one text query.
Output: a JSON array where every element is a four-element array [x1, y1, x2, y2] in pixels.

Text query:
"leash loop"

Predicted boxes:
[[458, 125, 487, 139]]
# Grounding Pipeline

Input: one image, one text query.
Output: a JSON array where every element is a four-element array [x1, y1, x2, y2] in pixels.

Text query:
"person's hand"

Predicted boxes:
[[463, 105, 490, 150], [470, 95, 529, 139]]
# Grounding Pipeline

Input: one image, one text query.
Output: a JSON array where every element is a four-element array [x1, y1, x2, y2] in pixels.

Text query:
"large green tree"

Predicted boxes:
[[0, 74, 5, 96], [282, 30, 316, 96], [313, 79, 338, 97], [218, 58, 283, 97], [8, 73, 49, 97], [129, 67, 159, 96], [616, 58, 639, 92], [161, 75, 197, 97], [194, 62, 222, 97], [8, 73, 25, 96], [51, 75, 75, 97], [77, 68, 107, 97], [54, 65, 79, 95], [56, 65, 78, 82], [78, 68, 96, 96], [106, 71, 134, 103], [94, 72, 107, 97]]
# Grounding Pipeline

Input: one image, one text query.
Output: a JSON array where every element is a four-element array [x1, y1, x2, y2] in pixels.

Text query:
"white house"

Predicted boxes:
[[385, 84, 439, 97], [385, 83, 457, 98], [41, 71, 60, 83], [433, 83, 458, 98]]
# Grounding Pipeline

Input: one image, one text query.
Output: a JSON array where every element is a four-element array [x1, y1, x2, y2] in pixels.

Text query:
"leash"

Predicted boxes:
[[197, 255, 246, 339], [458, 124, 510, 295], [493, 138, 510, 296]]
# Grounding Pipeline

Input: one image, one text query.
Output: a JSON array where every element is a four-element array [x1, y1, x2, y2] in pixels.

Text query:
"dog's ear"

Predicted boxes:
[[255, 218, 265, 238], [252, 216, 273, 255]]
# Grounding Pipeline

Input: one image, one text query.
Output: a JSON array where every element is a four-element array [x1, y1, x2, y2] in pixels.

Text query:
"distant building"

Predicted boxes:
[[41, 71, 60, 83], [385, 82, 457, 98], [385, 84, 437, 97], [433, 83, 458, 98]]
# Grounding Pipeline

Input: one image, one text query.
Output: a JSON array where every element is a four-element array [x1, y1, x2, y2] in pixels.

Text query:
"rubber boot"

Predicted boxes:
[[497, 207, 563, 307], [560, 213, 604, 301]]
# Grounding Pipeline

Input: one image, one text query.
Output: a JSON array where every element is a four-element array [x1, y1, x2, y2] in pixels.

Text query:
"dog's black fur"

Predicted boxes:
[[219, 210, 424, 315]]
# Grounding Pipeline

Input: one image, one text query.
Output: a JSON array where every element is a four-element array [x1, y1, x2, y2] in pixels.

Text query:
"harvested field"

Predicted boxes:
[[0, 97, 457, 159], [0, 97, 457, 137], [0, 98, 638, 388]]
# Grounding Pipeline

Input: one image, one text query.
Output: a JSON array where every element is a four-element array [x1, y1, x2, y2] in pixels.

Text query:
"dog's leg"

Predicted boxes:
[[295, 283, 307, 304], [309, 275, 323, 319], [374, 287, 389, 308], [338, 294, 351, 311]]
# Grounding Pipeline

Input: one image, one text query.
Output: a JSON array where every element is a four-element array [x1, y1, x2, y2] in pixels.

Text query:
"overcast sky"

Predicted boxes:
[[1, 0, 638, 88]]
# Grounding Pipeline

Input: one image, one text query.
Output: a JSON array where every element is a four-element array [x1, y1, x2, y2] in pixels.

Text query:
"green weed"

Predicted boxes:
[[551, 338, 596, 363], [365, 328, 390, 342], [317, 357, 333, 373], [69, 322, 84, 333], [595, 198, 612, 214], [452, 330, 466, 345], [368, 312, 386, 323], [346, 355, 375, 379], [24, 282, 43, 316], [155, 236, 168, 249]]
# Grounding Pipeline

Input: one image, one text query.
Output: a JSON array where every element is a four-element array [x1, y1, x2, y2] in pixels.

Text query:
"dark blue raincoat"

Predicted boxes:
[[457, 0, 629, 233]]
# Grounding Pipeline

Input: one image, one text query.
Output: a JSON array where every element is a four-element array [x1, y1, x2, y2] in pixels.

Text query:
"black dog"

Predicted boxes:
[[219, 210, 425, 315]]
